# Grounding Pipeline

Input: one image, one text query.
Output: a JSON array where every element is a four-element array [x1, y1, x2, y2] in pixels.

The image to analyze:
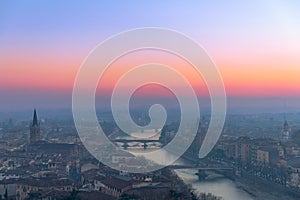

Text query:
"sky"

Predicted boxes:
[[0, 1, 300, 112]]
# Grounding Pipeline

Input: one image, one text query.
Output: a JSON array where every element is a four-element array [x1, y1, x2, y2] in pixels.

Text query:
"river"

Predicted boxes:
[[174, 168, 253, 200], [118, 129, 254, 199]]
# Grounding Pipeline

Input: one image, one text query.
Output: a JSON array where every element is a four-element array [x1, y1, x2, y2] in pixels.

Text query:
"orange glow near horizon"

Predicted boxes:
[[1, 46, 300, 98]]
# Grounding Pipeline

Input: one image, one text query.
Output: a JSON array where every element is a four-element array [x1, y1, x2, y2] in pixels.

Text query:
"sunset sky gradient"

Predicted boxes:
[[0, 1, 300, 111]]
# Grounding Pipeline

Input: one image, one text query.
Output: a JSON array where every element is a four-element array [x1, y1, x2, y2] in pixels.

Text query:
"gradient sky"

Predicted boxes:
[[0, 1, 300, 111]]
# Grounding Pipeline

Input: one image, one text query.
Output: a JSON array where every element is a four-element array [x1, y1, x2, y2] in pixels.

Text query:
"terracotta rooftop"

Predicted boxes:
[[17, 177, 80, 188], [101, 176, 134, 190]]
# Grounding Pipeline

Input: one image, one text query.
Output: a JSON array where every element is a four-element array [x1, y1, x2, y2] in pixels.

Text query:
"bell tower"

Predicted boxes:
[[30, 108, 40, 143]]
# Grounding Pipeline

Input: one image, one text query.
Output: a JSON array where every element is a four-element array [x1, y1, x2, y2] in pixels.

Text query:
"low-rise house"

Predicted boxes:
[[96, 175, 134, 197], [0, 179, 18, 199], [287, 158, 300, 188], [16, 177, 80, 200], [125, 183, 170, 200]]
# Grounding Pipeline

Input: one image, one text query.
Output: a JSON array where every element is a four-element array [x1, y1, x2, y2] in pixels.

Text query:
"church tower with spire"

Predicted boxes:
[[30, 108, 40, 143], [280, 101, 291, 141], [280, 119, 291, 141]]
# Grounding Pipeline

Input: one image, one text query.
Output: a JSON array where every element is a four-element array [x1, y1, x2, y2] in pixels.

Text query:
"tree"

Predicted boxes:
[[119, 193, 140, 200], [63, 189, 81, 200], [4, 189, 8, 200], [168, 190, 186, 199]]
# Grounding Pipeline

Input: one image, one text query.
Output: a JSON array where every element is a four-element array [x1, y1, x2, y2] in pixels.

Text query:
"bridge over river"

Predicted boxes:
[[112, 138, 161, 149], [111, 129, 235, 180], [169, 163, 235, 181], [112, 129, 162, 149]]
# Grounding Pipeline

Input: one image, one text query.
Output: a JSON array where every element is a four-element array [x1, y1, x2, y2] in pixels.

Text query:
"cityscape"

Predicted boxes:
[[1, 1, 300, 200], [0, 109, 300, 199]]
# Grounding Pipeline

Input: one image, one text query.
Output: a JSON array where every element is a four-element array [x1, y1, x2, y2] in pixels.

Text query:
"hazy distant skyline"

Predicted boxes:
[[1, 1, 300, 110]]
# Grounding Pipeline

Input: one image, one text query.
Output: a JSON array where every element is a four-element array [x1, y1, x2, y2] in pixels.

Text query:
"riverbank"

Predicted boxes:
[[169, 168, 223, 199], [174, 168, 252, 200], [173, 167, 300, 200], [235, 172, 300, 200], [166, 155, 300, 199]]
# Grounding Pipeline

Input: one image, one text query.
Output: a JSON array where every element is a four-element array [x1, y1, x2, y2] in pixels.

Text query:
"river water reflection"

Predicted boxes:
[[118, 130, 254, 199], [141, 148, 254, 200], [174, 168, 253, 200]]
